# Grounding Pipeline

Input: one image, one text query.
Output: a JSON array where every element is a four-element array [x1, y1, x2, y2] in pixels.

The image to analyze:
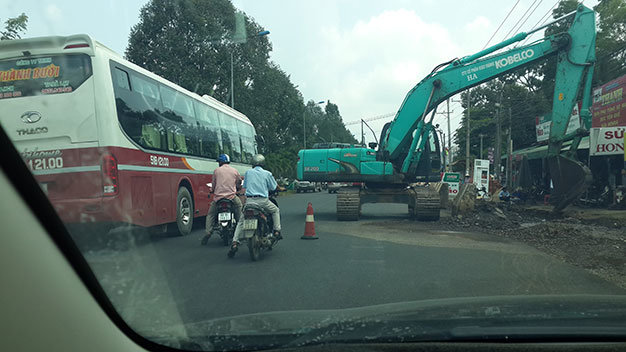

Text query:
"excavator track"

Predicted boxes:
[[336, 187, 361, 221], [410, 185, 440, 221]]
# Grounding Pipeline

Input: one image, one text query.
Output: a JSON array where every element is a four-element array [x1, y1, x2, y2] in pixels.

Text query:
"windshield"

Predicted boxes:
[[0, 54, 92, 99], [1, 0, 625, 350]]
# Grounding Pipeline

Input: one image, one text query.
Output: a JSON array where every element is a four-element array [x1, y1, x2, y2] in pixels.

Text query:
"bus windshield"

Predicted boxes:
[[0, 54, 92, 99]]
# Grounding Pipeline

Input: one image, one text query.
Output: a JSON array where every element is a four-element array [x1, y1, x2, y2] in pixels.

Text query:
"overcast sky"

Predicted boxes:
[[4, 0, 598, 144]]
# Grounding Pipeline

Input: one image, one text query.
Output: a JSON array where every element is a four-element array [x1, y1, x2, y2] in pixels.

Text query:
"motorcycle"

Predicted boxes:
[[240, 193, 279, 261], [577, 186, 611, 208], [214, 198, 237, 246]]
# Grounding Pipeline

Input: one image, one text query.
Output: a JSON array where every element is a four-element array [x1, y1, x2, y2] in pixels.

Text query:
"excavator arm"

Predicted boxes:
[[384, 5, 595, 172], [381, 4, 595, 209]]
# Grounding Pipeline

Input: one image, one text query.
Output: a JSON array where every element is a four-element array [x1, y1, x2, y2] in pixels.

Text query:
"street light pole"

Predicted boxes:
[[303, 100, 325, 149], [230, 51, 234, 108], [229, 30, 270, 108]]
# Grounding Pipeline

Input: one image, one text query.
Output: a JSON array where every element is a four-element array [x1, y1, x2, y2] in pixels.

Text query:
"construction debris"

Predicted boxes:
[[441, 200, 626, 289]]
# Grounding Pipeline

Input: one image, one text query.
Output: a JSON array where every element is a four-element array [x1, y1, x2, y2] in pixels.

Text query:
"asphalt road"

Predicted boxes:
[[81, 191, 624, 336]]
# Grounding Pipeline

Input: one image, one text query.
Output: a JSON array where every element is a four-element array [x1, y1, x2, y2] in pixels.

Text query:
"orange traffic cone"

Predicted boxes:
[[301, 202, 318, 240]]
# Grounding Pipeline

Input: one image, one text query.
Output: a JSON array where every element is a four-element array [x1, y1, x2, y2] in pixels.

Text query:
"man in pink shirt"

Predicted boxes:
[[201, 154, 242, 245]]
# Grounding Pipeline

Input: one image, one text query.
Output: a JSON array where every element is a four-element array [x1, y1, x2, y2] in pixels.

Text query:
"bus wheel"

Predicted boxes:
[[176, 187, 194, 236]]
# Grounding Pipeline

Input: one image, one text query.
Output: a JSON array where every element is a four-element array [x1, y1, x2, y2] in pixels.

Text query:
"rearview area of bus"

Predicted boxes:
[[0, 35, 257, 243]]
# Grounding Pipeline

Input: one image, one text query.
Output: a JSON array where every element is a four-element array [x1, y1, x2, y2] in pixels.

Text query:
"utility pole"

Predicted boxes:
[[465, 89, 471, 176], [479, 133, 485, 159], [495, 88, 503, 182], [230, 51, 234, 108], [446, 98, 452, 171], [506, 107, 512, 187]]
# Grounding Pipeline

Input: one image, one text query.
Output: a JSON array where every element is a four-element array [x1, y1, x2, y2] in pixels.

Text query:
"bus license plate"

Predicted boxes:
[[243, 219, 258, 230], [218, 212, 231, 221]]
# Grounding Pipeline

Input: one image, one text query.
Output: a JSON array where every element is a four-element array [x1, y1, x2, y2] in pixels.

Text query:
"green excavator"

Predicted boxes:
[[297, 4, 596, 221]]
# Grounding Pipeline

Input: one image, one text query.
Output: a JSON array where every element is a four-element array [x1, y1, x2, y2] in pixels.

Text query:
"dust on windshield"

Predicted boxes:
[[0, 0, 625, 350]]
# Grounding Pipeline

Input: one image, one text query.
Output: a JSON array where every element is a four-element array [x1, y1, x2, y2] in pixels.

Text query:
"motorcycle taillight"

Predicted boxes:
[[220, 202, 229, 210], [245, 209, 255, 217]]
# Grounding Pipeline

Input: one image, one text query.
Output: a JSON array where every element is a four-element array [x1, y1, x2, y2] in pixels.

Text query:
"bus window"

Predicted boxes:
[[219, 112, 241, 162], [237, 120, 255, 164], [194, 101, 222, 159], [159, 85, 199, 155], [130, 73, 160, 101], [114, 68, 167, 151], [113, 68, 130, 90]]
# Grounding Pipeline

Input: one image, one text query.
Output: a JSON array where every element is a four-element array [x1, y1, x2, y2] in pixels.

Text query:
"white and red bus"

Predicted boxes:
[[0, 34, 257, 236]]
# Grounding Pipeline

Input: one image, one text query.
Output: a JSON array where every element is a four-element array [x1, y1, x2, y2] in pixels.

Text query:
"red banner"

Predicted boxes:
[[592, 74, 626, 128]]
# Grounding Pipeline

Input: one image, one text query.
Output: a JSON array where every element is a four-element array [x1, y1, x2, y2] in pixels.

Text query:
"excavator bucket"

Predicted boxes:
[[547, 155, 592, 212]]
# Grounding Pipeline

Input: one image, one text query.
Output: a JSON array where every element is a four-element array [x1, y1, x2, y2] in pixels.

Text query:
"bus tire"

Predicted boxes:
[[176, 187, 194, 236]]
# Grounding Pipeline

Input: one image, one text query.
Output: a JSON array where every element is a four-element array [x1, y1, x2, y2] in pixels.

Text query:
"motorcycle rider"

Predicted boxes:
[[228, 154, 282, 258], [201, 154, 242, 245]]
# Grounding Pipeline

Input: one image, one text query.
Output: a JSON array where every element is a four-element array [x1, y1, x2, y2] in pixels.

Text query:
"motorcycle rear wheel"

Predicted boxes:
[[248, 234, 261, 261], [221, 228, 231, 246]]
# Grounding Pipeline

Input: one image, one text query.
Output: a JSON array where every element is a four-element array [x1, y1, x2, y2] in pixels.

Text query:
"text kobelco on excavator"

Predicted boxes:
[[495, 49, 535, 69]]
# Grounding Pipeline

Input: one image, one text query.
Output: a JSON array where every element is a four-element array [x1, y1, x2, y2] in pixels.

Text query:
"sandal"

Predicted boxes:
[[227, 242, 239, 258]]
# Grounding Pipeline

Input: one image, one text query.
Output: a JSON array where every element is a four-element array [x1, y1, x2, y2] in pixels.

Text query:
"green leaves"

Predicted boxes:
[[125, 0, 356, 178], [1, 13, 28, 41], [594, 0, 626, 85]]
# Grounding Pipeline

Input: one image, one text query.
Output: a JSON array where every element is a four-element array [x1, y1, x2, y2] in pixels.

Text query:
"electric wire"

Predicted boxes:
[[482, 0, 522, 49], [501, 0, 541, 41]]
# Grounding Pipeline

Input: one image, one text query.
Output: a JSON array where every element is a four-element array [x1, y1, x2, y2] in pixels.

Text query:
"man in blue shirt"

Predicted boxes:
[[499, 187, 511, 202], [229, 154, 282, 257]]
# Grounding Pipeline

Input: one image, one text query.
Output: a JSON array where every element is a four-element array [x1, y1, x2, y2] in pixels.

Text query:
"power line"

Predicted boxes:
[[517, 0, 559, 47], [511, 0, 543, 37], [344, 113, 395, 126], [501, 0, 540, 41], [482, 0, 522, 49]]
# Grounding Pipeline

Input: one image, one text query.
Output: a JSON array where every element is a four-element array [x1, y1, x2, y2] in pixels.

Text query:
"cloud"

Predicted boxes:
[[45, 4, 63, 22], [465, 16, 491, 32], [302, 9, 461, 133]]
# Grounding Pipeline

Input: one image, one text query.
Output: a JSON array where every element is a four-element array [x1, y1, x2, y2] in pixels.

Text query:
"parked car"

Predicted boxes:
[[295, 180, 320, 193], [327, 182, 348, 193]]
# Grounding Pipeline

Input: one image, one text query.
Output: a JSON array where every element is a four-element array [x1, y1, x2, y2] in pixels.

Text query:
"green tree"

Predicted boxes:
[[125, 0, 270, 101], [1, 13, 28, 40], [594, 0, 626, 84], [125, 0, 356, 178], [454, 81, 550, 163]]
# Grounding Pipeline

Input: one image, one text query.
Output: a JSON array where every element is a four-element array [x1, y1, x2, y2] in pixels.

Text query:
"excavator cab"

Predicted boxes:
[[413, 129, 443, 182]]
